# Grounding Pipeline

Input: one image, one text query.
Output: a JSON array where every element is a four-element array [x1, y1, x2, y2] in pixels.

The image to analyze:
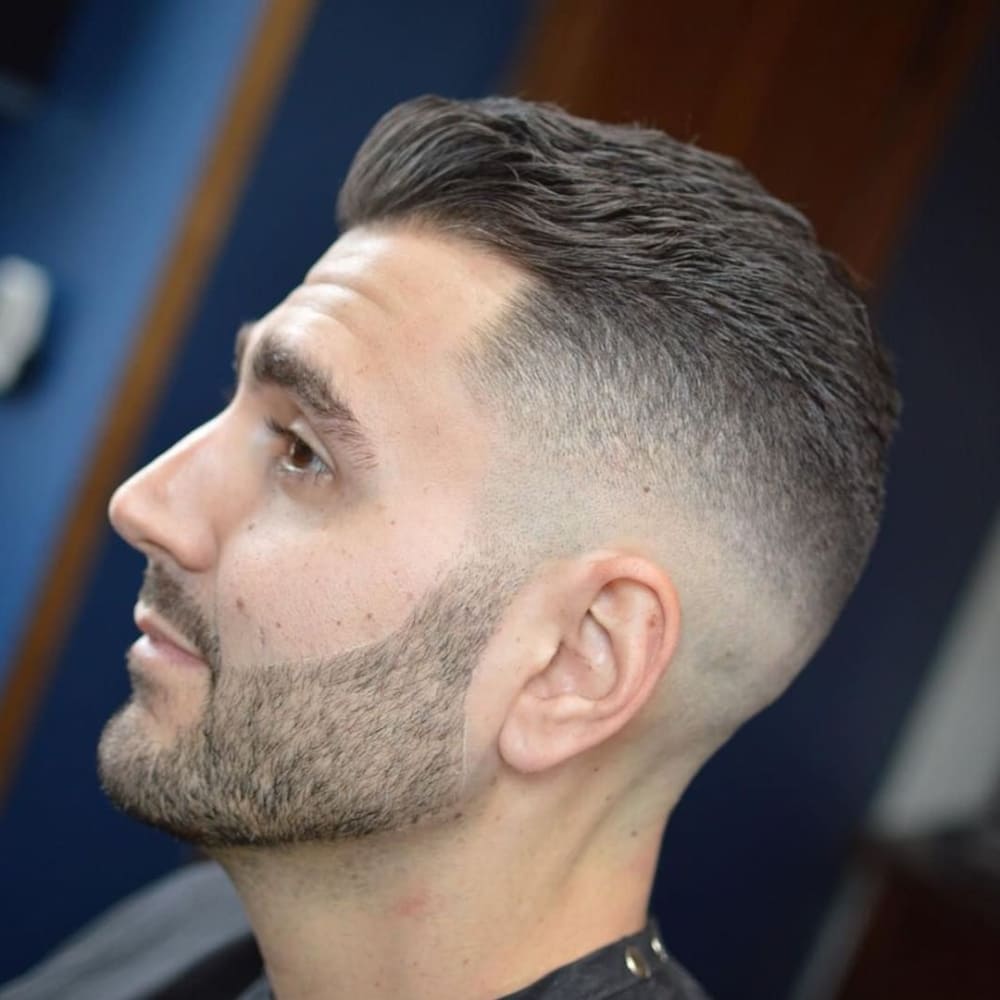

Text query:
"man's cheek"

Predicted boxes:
[[218, 591, 287, 658], [216, 577, 340, 664]]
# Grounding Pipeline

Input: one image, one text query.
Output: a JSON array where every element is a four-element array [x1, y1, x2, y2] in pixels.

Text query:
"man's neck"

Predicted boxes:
[[210, 773, 670, 1000]]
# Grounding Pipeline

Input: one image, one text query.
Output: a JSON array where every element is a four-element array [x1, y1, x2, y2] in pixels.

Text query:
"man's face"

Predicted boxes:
[[98, 227, 527, 847]]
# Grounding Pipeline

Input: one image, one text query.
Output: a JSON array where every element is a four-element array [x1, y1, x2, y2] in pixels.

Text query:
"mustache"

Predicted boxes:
[[138, 564, 220, 670]]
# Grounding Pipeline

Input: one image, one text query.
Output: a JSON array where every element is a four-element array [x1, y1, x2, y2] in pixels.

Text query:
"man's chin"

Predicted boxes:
[[97, 707, 191, 832], [97, 709, 263, 849], [98, 709, 153, 800]]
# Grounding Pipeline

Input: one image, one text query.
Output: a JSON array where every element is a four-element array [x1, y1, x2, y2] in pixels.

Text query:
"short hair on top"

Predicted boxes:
[[337, 95, 900, 731]]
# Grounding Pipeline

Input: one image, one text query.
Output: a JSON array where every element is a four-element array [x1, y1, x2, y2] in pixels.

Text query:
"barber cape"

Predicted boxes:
[[0, 862, 710, 999]]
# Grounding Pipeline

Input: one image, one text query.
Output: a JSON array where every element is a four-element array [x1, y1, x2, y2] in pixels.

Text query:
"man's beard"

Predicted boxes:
[[97, 555, 517, 849]]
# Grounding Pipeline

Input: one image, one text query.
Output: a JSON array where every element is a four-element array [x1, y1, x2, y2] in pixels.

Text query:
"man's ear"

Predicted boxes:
[[498, 557, 680, 774]]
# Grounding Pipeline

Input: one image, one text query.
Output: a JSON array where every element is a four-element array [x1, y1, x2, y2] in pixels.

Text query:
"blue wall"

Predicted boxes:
[[0, 0, 265, 673], [2, 5, 997, 997], [0, 0, 534, 980]]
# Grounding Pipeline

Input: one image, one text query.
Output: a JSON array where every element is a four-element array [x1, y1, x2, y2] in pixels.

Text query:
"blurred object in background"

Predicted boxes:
[[0, 256, 51, 393], [872, 514, 1000, 841], [0, 2, 78, 118], [799, 514, 1000, 999], [829, 827, 1000, 998]]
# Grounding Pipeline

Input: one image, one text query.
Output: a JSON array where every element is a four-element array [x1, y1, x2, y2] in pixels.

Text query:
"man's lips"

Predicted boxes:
[[133, 604, 207, 666]]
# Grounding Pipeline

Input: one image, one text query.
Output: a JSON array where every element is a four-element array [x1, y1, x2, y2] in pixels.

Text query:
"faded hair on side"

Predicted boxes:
[[337, 95, 900, 722]]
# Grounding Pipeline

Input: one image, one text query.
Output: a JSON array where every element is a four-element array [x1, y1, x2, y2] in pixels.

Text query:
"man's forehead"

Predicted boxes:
[[301, 225, 527, 350]]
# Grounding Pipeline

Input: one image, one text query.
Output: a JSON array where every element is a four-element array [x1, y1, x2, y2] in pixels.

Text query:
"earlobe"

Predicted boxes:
[[498, 565, 678, 775]]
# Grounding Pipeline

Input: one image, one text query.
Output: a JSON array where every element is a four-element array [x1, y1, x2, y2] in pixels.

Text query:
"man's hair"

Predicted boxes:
[[337, 96, 900, 742]]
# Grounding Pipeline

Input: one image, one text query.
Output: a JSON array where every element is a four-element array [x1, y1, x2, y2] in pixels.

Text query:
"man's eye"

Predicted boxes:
[[265, 419, 332, 480]]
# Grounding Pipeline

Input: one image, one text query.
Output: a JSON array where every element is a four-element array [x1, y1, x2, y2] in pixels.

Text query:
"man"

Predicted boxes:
[[3, 95, 898, 999]]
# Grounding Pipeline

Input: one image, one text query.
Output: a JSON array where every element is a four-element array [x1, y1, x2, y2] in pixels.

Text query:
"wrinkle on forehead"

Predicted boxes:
[[280, 281, 387, 341], [303, 225, 528, 354], [304, 230, 402, 322]]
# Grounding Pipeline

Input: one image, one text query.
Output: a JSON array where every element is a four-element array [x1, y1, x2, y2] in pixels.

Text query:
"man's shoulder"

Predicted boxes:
[[0, 861, 252, 1000]]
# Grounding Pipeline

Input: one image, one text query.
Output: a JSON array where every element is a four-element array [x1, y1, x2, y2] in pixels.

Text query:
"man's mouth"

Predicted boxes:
[[132, 604, 208, 669]]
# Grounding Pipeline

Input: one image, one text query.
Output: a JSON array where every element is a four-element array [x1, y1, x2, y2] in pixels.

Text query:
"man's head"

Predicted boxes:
[[99, 96, 898, 849]]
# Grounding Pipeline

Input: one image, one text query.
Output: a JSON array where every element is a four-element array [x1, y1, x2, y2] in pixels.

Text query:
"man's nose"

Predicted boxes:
[[108, 418, 223, 572]]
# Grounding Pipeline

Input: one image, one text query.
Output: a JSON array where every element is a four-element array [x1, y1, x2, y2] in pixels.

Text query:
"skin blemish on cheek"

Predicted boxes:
[[392, 888, 433, 920], [247, 521, 256, 532], [236, 597, 247, 614]]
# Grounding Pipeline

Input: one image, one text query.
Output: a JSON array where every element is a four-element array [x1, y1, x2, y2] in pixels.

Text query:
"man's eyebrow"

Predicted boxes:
[[236, 325, 378, 470]]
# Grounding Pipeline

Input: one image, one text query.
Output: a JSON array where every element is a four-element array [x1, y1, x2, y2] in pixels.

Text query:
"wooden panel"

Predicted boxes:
[[515, 0, 997, 283], [0, 0, 317, 801]]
